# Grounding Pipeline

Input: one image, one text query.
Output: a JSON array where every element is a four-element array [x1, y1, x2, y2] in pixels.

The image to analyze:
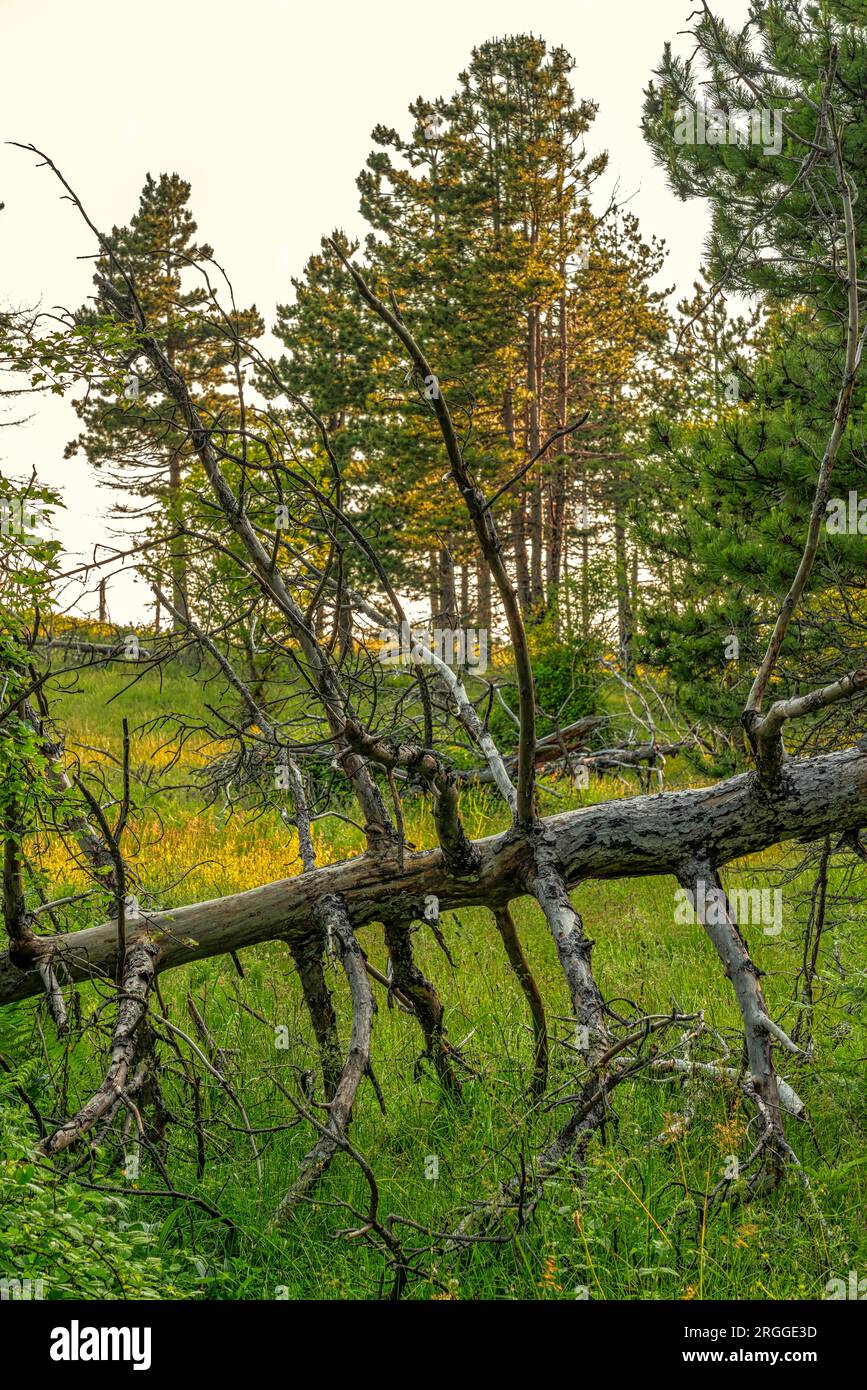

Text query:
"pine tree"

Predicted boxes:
[[357, 37, 608, 620], [272, 35, 674, 646], [67, 174, 263, 623], [638, 0, 867, 750]]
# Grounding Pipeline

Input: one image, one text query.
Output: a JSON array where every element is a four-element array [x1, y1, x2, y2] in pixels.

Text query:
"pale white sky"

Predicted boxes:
[[0, 0, 749, 621]]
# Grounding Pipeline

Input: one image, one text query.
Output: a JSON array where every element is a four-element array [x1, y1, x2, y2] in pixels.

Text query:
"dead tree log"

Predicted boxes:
[[2, 746, 864, 1008]]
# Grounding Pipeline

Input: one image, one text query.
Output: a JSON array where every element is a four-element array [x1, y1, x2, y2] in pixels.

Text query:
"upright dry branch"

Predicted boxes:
[[24, 697, 119, 894], [96, 274, 395, 856], [492, 906, 548, 1097], [272, 895, 374, 1220], [37, 940, 159, 1158], [331, 245, 539, 825]]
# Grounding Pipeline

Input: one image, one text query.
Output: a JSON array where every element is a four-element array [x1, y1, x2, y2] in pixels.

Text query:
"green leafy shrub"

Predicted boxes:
[[488, 620, 601, 750], [0, 1025, 205, 1301]]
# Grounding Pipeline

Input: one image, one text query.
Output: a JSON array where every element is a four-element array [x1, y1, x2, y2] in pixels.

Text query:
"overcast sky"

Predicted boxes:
[[1, 0, 749, 622]]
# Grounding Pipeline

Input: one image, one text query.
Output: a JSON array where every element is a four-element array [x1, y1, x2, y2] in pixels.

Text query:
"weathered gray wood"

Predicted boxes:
[[272, 896, 373, 1219], [36, 941, 158, 1157], [2, 746, 864, 1006], [492, 905, 548, 1096], [677, 861, 784, 1164]]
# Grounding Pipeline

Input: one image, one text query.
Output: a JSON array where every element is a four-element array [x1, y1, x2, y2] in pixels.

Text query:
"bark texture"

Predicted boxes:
[[2, 747, 864, 1007]]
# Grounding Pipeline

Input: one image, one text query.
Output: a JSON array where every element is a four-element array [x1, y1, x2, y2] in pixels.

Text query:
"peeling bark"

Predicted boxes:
[[527, 835, 608, 1059], [3, 747, 865, 1008], [677, 861, 785, 1173], [37, 940, 159, 1158], [383, 917, 461, 1096], [288, 929, 342, 1100], [271, 895, 373, 1219]]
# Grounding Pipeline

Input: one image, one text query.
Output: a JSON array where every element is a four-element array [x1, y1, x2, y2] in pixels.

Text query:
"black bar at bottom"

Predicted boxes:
[[3, 1296, 861, 1376]]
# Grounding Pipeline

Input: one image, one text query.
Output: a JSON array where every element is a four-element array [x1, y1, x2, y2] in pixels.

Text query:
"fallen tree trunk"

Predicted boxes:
[[2, 745, 865, 1006]]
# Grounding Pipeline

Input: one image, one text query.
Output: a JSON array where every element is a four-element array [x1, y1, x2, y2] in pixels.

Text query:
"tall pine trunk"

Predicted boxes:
[[580, 466, 591, 640], [429, 551, 439, 625], [437, 545, 457, 626], [504, 387, 532, 614], [337, 591, 353, 661], [168, 449, 189, 625], [527, 308, 544, 610], [546, 276, 569, 606], [614, 497, 634, 674], [476, 557, 492, 634]]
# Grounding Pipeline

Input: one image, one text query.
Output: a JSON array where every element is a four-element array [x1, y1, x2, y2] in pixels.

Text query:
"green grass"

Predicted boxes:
[[137, 873, 865, 1301], [3, 656, 865, 1300]]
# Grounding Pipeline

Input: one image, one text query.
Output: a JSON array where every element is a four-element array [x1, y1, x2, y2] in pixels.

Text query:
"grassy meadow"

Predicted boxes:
[[2, 657, 865, 1301]]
